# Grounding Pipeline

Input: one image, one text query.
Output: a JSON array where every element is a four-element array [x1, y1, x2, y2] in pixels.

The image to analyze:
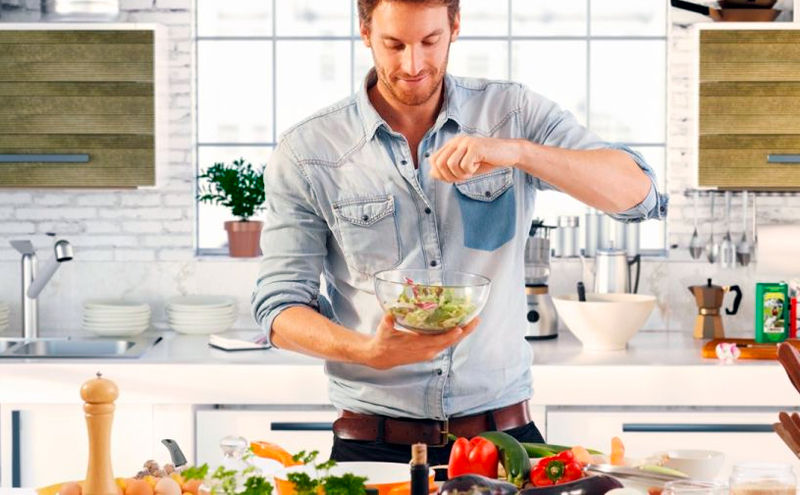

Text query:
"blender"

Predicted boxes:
[[525, 220, 558, 340]]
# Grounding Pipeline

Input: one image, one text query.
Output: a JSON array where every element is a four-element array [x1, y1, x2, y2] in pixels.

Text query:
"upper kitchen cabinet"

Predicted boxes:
[[0, 24, 166, 188], [697, 26, 800, 189]]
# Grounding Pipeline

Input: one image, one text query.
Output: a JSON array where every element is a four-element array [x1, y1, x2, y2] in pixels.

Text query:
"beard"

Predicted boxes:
[[373, 46, 449, 106]]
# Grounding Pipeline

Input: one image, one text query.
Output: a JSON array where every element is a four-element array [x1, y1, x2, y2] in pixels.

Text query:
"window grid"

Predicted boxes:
[[195, 0, 668, 255]]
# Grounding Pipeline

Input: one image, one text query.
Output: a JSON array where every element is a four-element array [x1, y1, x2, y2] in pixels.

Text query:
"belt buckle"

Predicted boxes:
[[434, 418, 449, 447]]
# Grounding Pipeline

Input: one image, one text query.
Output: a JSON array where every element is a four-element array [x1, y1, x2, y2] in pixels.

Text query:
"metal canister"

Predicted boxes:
[[557, 216, 579, 258], [584, 208, 600, 257]]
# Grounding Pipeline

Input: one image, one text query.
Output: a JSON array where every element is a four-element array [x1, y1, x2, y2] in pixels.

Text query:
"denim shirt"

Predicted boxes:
[[252, 69, 667, 420]]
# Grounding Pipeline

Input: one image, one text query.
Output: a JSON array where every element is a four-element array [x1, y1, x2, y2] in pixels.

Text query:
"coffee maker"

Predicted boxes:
[[688, 278, 743, 339], [525, 220, 558, 340]]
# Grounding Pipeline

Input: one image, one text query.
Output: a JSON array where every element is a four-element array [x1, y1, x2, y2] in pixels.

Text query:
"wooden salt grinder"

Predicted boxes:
[[80, 372, 119, 495]]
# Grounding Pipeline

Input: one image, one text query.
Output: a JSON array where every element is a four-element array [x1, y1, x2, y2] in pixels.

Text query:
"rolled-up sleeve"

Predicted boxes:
[[250, 140, 329, 347], [519, 84, 668, 223]]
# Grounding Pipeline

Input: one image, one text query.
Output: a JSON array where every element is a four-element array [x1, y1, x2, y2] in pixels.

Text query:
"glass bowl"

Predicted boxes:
[[374, 269, 491, 334]]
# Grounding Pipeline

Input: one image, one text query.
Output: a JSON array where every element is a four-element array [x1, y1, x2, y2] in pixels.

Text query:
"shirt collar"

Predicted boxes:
[[356, 68, 464, 141]]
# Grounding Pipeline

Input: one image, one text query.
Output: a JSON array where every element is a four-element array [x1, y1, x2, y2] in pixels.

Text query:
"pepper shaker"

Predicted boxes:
[[81, 372, 119, 495]]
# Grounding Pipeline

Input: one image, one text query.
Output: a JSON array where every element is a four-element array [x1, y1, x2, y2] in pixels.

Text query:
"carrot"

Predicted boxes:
[[610, 436, 625, 466], [250, 440, 302, 466]]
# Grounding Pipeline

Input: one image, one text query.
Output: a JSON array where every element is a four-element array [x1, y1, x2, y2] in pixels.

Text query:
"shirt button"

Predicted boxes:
[[424, 152, 431, 158], [362, 214, 369, 222], [484, 191, 492, 198], [430, 260, 438, 267], [424, 207, 432, 214], [436, 369, 443, 375], [400, 159, 408, 166]]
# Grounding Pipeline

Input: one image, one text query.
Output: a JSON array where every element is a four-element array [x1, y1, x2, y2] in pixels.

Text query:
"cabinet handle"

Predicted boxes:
[[623, 423, 773, 433], [0, 154, 90, 163], [270, 422, 333, 432], [767, 154, 800, 164], [12, 410, 21, 488]]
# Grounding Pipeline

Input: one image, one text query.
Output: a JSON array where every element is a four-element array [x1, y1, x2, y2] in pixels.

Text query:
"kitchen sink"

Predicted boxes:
[[0, 336, 161, 358]]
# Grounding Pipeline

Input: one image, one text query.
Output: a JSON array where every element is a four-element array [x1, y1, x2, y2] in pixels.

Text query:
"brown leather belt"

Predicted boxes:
[[333, 400, 531, 447]]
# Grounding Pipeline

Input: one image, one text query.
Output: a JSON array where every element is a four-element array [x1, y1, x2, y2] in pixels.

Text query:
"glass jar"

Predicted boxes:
[[730, 462, 796, 495], [662, 480, 727, 495]]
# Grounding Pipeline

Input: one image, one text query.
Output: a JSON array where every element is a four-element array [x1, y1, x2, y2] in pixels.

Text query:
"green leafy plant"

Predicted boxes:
[[287, 450, 367, 495], [197, 158, 266, 221]]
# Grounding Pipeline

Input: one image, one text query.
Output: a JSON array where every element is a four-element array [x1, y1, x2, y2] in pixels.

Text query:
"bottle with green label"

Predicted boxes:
[[755, 282, 789, 343]]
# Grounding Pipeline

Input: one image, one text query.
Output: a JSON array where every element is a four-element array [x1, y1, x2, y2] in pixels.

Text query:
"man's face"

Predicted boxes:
[[361, 1, 460, 106]]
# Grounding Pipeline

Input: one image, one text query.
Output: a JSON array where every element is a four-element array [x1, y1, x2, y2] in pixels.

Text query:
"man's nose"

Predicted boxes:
[[401, 45, 423, 76]]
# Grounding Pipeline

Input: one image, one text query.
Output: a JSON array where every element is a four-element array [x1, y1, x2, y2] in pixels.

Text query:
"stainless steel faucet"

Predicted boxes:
[[9, 236, 74, 339]]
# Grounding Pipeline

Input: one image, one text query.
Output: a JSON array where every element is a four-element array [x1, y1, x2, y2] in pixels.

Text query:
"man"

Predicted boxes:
[[252, 0, 667, 465]]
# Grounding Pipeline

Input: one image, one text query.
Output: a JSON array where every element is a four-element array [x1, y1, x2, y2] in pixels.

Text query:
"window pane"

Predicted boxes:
[[197, 0, 272, 37], [459, 0, 508, 36], [589, 40, 665, 143], [511, 41, 587, 125], [276, 41, 351, 135], [198, 41, 273, 143], [449, 40, 508, 80], [591, 0, 666, 37], [512, 0, 587, 36], [197, 146, 273, 250], [354, 43, 374, 91], [275, 0, 351, 36], [532, 190, 588, 228]]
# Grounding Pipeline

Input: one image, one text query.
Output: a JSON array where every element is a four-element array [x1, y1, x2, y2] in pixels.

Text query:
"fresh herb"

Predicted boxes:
[[286, 472, 319, 495], [212, 466, 239, 495], [196, 158, 267, 221], [322, 473, 368, 495], [181, 464, 209, 481], [240, 476, 273, 495], [286, 450, 367, 495]]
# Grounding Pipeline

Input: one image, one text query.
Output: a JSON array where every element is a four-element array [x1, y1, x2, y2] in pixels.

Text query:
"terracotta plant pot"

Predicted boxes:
[[224, 220, 263, 258]]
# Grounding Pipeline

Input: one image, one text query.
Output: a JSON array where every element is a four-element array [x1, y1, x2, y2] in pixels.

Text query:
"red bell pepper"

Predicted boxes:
[[530, 450, 584, 487], [447, 436, 499, 479]]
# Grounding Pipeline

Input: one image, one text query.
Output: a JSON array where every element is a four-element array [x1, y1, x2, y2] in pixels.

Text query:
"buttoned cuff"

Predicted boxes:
[[605, 143, 669, 222]]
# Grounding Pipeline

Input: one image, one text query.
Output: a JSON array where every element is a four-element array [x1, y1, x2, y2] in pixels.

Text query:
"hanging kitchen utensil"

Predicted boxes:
[[706, 193, 719, 264], [720, 191, 735, 268], [773, 422, 800, 459], [689, 190, 704, 259], [752, 194, 758, 264], [671, 0, 781, 21], [736, 191, 752, 267]]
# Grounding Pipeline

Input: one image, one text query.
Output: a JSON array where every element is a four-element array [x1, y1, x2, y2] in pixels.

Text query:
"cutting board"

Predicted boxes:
[[702, 338, 800, 360]]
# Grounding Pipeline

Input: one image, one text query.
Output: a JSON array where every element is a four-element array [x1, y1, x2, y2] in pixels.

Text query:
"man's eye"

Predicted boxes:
[[387, 44, 403, 50], [423, 38, 440, 46]]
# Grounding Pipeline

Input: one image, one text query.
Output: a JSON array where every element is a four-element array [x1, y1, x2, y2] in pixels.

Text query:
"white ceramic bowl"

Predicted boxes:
[[552, 293, 656, 351], [653, 449, 725, 481]]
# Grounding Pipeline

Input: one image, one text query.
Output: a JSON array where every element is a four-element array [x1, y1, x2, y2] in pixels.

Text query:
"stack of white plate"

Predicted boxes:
[[82, 300, 151, 337], [166, 295, 237, 335], [0, 302, 9, 332]]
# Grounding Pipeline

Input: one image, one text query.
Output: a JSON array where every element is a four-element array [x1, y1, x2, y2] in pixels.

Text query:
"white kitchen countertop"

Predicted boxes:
[[1, 329, 798, 407]]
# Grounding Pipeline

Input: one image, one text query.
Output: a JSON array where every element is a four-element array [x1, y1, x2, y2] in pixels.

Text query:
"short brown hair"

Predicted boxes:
[[358, 0, 460, 28]]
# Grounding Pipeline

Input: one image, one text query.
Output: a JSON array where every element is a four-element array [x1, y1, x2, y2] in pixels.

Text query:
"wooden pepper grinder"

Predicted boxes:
[[80, 372, 119, 495]]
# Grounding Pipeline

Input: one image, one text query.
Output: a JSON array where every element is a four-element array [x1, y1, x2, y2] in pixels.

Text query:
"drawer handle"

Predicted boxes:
[[12, 410, 21, 488], [767, 154, 800, 164], [0, 154, 90, 163], [623, 423, 773, 433], [270, 422, 333, 432]]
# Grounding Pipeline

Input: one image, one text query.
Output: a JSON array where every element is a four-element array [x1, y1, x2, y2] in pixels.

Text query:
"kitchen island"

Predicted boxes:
[[1, 330, 798, 487]]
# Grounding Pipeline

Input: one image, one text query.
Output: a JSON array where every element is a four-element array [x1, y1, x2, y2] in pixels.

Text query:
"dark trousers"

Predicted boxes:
[[329, 421, 545, 472]]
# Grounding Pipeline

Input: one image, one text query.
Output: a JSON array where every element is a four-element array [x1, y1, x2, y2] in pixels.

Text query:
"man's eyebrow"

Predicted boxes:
[[380, 29, 444, 41]]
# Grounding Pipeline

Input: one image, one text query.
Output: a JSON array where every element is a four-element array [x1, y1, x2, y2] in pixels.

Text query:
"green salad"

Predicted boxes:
[[389, 277, 476, 331]]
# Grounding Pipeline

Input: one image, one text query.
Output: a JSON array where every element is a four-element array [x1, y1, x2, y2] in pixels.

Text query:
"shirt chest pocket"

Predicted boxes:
[[454, 169, 516, 251], [332, 195, 402, 275]]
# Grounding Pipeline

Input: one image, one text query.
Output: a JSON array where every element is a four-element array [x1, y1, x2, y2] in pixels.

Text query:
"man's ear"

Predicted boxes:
[[360, 20, 371, 47], [450, 12, 461, 42]]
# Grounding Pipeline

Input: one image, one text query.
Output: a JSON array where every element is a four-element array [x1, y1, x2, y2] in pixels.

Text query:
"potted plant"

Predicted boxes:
[[197, 158, 266, 257]]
